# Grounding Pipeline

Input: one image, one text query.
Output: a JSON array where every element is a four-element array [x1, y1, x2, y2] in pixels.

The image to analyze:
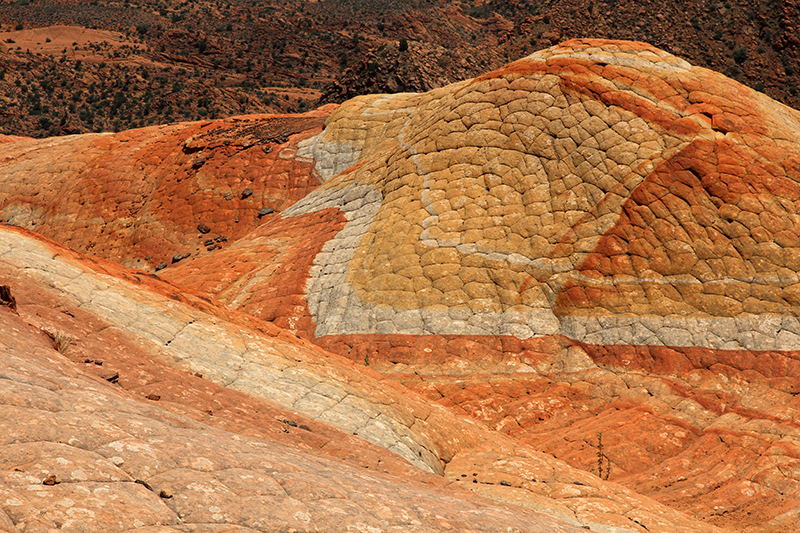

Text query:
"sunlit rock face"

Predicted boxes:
[[226, 39, 800, 350], [3, 38, 800, 533]]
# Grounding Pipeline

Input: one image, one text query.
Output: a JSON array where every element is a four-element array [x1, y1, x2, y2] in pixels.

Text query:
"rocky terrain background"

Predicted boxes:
[[0, 0, 799, 137]]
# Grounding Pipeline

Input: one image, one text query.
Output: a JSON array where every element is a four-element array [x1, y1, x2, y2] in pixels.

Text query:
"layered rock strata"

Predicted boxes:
[[2, 38, 800, 532], [0, 224, 718, 533], [0, 108, 334, 269]]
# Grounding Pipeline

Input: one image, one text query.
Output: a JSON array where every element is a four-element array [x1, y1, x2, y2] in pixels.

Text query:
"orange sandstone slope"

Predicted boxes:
[[0, 106, 335, 269], [0, 224, 715, 533], [1, 38, 799, 533], [168, 39, 800, 532]]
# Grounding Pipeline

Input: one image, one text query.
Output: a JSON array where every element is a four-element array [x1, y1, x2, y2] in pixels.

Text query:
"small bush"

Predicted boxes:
[[366, 61, 378, 76], [593, 432, 611, 480], [44, 329, 73, 354], [398, 38, 408, 52], [733, 47, 748, 64]]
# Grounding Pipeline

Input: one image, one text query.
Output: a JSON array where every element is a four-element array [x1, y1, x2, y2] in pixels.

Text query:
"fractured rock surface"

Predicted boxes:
[[0, 225, 720, 532], [0, 108, 332, 270], [284, 40, 800, 347], [172, 39, 800, 532], [2, 38, 800, 533], [0, 258, 584, 533]]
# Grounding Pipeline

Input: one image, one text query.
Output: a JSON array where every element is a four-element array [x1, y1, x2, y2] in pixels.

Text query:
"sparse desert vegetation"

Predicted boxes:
[[0, 0, 797, 137]]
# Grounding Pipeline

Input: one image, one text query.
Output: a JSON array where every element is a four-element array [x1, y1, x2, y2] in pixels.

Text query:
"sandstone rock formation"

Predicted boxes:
[[2, 39, 800, 533], [0, 224, 716, 533], [0, 107, 333, 269]]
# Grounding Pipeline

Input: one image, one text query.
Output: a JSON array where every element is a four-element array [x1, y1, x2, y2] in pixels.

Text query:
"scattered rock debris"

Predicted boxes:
[[135, 479, 154, 492], [145, 394, 161, 401], [172, 253, 190, 264], [102, 371, 120, 384], [0, 285, 17, 313], [257, 207, 275, 218], [242, 188, 253, 199], [42, 474, 60, 486], [155, 262, 168, 272], [197, 223, 211, 234]]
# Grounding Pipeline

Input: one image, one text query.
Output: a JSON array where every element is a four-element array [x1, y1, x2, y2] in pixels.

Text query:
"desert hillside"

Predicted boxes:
[[0, 0, 799, 137], [1, 39, 799, 533]]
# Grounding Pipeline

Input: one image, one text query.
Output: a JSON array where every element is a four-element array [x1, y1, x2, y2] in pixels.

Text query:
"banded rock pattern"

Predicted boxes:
[[0, 238, 580, 533], [0, 225, 717, 533], [164, 40, 800, 531], [284, 40, 800, 348], [1, 39, 800, 533]]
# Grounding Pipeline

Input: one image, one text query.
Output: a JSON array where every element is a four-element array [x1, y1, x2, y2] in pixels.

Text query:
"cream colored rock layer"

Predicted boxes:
[[0, 225, 720, 533], [287, 40, 800, 348], [0, 302, 585, 533]]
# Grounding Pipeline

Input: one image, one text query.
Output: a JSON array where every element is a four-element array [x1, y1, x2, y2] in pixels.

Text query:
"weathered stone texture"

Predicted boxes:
[[0, 224, 719, 533], [0, 109, 333, 270], [3, 38, 800, 533]]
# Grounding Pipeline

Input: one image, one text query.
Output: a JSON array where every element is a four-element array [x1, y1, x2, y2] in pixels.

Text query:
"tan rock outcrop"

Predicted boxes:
[[0, 108, 333, 270], [3, 38, 800, 532], [0, 261, 581, 533], [0, 224, 720, 532]]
